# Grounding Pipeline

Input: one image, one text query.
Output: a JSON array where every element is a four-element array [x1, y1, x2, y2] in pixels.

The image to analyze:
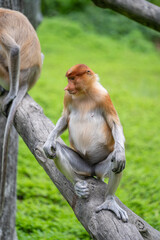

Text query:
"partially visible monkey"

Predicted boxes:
[[0, 8, 43, 214], [43, 64, 128, 222]]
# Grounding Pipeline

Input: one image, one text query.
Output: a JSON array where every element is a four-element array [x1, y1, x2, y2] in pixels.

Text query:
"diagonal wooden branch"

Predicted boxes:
[[0, 93, 160, 240], [91, 0, 160, 32]]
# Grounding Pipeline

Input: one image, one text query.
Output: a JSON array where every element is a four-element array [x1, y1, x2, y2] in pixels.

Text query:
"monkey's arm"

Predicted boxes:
[[43, 115, 68, 158], [103, 95, 126, 174], [110, 121, 126, 173]]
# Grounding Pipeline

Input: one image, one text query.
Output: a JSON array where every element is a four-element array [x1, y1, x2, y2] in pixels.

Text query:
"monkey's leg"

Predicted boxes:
[[0, 33, 20, 114], [55, 142, 93, 198], [95, 158, 128, 222]]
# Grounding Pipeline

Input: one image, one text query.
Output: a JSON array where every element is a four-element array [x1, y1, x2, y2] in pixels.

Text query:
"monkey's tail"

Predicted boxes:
[[0, 84, 28, 215]]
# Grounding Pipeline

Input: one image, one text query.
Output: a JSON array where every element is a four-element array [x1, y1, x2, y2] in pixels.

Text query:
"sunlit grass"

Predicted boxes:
[[16, 17, 160, 239]]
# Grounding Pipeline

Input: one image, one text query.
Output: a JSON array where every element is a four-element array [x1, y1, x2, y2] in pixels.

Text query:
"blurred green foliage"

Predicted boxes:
[[16, 15, 160, 239], [148, 0, 160, 6], [41, 0, 160, 42], [41, 0, 89, 15]]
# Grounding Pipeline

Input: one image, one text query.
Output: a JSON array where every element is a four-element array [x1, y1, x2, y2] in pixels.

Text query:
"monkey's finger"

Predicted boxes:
[[76, 189, 89, 198], [118, 206, 128, 222], [115, 163, 122, 173], [75, 185, 89, 190], [119, 209, 128, 222], [115, 162, 123, 174], [111, 161, 118, 172], [75, 187, 89, 194], [77, 193, 89, 199], [113, 160, 125, 174], [43, 146, 56, 159], [112, 165, 119, 173], [116, 162, 126, 174], [121, 162, 126, 171], [123, 161, 126, 169], [76, 189, 89, 195], [51, 145, 56, 153]]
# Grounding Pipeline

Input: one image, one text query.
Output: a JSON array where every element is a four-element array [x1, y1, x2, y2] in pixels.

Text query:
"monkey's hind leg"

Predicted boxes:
[[0, 33, 20, 114], [95, 157, 128, 222], [55, 142, 93, 198]]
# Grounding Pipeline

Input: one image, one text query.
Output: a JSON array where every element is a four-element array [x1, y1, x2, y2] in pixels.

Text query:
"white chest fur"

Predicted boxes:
[[68, 108, 109, 163]]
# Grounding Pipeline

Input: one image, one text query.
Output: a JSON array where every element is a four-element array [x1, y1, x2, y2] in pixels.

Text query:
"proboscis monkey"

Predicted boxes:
[[43, 64, 128, 222], [0, 8, 43, 214]]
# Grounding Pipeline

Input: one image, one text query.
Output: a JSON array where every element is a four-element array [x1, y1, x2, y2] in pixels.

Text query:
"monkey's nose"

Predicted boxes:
[[64, 86, 68, 91]]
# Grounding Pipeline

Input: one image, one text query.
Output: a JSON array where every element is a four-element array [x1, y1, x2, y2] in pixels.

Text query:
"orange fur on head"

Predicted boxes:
[[65, 64, 94, 78], [65, 64, 96, 95]]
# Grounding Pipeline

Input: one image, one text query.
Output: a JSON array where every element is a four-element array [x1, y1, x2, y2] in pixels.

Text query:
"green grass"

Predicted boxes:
[[16, 17, 160, 239]]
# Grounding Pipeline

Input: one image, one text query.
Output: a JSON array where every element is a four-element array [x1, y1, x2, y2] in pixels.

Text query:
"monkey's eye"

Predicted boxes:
[[69, 77, 75, 81]]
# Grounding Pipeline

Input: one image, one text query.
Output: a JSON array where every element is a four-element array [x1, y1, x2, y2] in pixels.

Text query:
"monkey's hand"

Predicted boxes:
[[43, 139, 57, 159], [111, 149, 126, 174]]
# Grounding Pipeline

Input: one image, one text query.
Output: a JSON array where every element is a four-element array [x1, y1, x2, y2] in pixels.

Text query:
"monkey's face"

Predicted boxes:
[[65, 64, 95, 95]]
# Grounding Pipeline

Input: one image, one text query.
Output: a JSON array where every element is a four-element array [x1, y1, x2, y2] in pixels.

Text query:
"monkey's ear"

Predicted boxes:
[[86, 70, 91, 75]]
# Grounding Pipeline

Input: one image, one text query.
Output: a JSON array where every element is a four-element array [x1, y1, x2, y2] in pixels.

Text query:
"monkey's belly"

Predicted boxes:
[[69, 114, 112, 164]]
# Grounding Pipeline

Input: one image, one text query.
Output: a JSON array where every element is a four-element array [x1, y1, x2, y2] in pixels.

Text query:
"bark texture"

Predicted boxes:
[[21, 0, 42, 29], [92, 0, 160, 32], [0, 93, 160, 240], [0, 113, 18, 240], [0, 0, 42, 29], [0, 0, 22, 11]]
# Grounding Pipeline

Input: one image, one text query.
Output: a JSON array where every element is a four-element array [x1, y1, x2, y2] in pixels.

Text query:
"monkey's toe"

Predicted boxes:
[[74, 180, 89, 199]]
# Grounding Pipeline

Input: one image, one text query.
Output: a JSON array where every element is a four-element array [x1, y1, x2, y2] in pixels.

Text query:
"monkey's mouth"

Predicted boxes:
[[68, 90, 77, 95]]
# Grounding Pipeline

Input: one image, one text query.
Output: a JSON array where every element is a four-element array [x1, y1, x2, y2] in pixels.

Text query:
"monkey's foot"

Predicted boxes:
[[74, 180, 89, 199], [96, 197, 128, 222]]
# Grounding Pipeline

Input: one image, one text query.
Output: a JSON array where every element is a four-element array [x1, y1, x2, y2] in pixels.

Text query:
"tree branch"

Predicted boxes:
[[91, 0, 160, 32], [0, 112, 18, 240], [0, 93, 160, 240]]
